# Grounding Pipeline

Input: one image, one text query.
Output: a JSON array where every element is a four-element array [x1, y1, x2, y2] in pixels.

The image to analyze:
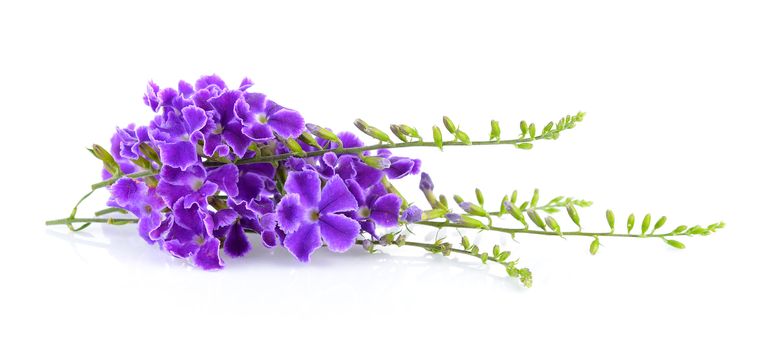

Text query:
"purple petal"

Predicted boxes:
[[353, 161, 383, 188], [235, 173, 264, 203], [193, 237, 224, 270], [209, 90, 243, 125], [195, 74, 227, 90], [213, 209, 238, 229], [222, 120, 253, 157], [360, 219, 377, 239], [138, 211, 163, 244], [319, 175, 358, 214], [369, 194, 402, 227], [181, 106, 208, 134], [385, 158, 416, 179], [344, 179, 366, 206], [172, 198, 206, 233], [224, 222, 251, 258], [156, 182, 192, 208], [267, 109, 305, 138], [337, 131, 364, 149], [283, 170, 321, 208], [160, 164, 206, 186], [109, 178, 146, 208], [159, 140, 198, 170], [239, 77, 254, 91], [318, 213, 360, 252], [149, 215, 173, 241], [164, 238, 200, 259], [276, 194, 305, 233], [419, 172, 434, 191], [283, 222, 322, 263], [242, 122, 274, 142], [206, 164, 239, 197], [178, 80, 194, 97], [401, 205, 422, 223], [261, 229, 277, 248]]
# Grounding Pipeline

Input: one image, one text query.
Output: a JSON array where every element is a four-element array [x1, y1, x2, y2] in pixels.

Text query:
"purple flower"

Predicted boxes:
[[276, 170, 360, 262], [345, 180, 402, 238], [401, 205, 423, 223], [107, 178, 166, 244], [235, 93, 306, 140]]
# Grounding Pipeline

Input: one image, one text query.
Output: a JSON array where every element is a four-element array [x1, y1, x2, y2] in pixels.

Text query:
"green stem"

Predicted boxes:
[[205, 137, 542, 167], [91, 170, 158, 190], [94, 207, 128, 216], [45, 217, 138, 226], [414, 220, 681, 238]]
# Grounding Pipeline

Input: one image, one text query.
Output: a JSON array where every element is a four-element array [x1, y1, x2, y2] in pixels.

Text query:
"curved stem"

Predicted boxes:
[[45, 217, 138, 226], [91, 170, 158, 190]]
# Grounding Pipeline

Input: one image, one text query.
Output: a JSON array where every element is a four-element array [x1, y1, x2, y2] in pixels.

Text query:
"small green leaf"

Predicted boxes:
[[590, 236, 600, 255], [653, 216, 667, 233], [673, 225, 688, 233], [489, 120, 501, 141], [432, 125, 443, 150], [519, 120, 528, 136], [530, 189, 539, 208], [627, 214, 635, 234], [528, 123, 536, 140], [480, 252, 489, 264]]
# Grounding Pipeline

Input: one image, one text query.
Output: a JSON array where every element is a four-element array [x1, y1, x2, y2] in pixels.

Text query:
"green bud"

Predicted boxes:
[[518, 268, 533, 288], [306, 123, 342, 147], [528, 123, 536, 140], [489, 120, 501, 141], [453, 194, 464, 205], [283, 138, 307, 157], [653, 216, 667, 233], [475, 188, 484, 206], [354, 118, 393, 144], [362, 156, 391, 169], [432, 125, 443, 150], [458, 215, 488, 229], [566, 202, 581, 230], [673, 225, 688, 233], [665, 239, 686, 249], [505, 261, 519, 278], [502, 200, 524, 222], [470, 245, 479, 255], [461, 236, 471, 250], [493, 244, 500, 257], [480, 252, 489, 264], [362, 239, 375, 252], [527, 209, 547, 231], [455, 130, 472, 145], [516, 143, 533, 150], [298, 132, 322, 150], [442, 116, 457, 133], [499, 195, 509, 216], [91, 144, 120, 175], [421, 208, 447, 221], [519, 120, 528, 136], [511, 190, 518, 204], [590, 236, 600, 255], [398, 124, 421, 139], [627, 214, 636, 233], [395, 234, 406, 247], [641, 214, 651, 235], [575, 111, 586, 121], [606, 209, 615, 233], [389, 124, 409, 142], [542, 121, 554, 134], [530, 189, 539, 208], [545, 216, 562, 235], [496, 251, 511, 262], [138, 143, 161, 165], [438, 194, 449, 209]]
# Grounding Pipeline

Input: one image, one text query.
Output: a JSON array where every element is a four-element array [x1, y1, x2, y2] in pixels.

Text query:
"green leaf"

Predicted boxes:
[[528, 123, 536, 140], [519, 120, 528, 136], [432, 125, 443, 150], [653, 216, 667, 233], [627, 214, 636, 233], [489, 120, 501, 141], [530, 189, 539, 208], [475, 188, 484, 206]]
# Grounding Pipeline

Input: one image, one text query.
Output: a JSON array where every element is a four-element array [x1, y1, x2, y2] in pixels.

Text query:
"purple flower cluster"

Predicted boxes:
[[105, 75, 421, 269]]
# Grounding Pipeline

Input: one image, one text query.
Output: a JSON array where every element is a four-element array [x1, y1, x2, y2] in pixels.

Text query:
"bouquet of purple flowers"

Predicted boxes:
[[46, 75, 724, 287]]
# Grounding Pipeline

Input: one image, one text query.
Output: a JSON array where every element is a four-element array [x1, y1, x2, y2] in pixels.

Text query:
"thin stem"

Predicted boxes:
[[94, 207, 128, 216], [91, 170, 158, 190], [414, 220, 682, 238], [205, 137, 543, 167], [45, 217, 138, 226]]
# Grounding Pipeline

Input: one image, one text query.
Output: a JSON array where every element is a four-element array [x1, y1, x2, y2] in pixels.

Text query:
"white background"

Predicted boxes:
[[1, 0, 755, 349]]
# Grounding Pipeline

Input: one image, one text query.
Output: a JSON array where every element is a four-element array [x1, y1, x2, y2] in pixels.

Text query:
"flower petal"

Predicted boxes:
[[159, 140, 198, 170], [283, 170, 321, 208], [193, 237, 224, 270], [369, 194, 402, 227], [206, 164, 239, 197], [318, 213, 360, 252], [276, 194, 305, 233], [267, 108, 305, 138], [224, 222, 251, 258], [319, 175, 358, 214], [222, 120, 253, 157], [283, 222, 322, 263]]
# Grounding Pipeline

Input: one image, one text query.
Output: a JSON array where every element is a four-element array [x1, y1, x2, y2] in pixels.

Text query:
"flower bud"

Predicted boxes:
[[401, 205, 422, 223], [455, 130, 472, 145], [91, 144, 120, 175], [641, 213, 651, 235], [298, 131, 322, 150], [510, 190, 518, 205], [432, 125, 443, 150], [545, 216, 561, 235], [460, 202, 488, 217], [503, 200, 525, 223], [362, 239, 374, 252], [353, 118, 393, 144], [421, 208, 447, 220], [442, 116, 457, 133], [283, 137, 307, 157], [398, 124, 421, 139], [664, 239, 686, 249], [138, 143, 161, 165], [566, 202, 581, 230], [516, 143, 533, 150], [475, 188, 485, 206], [590, 236, 600, 255], [306, 123, 342, 146], [390, 124, 409, 142], [606, 209, 615, 233], [489, 120, 501, 141], [362, 156, 391, 170], [627, 213, 636, 233], [438, 195, 448, 209], [530, 189, 539, 208], [527, 209, 546, 231], [519, 120, 528, 136], [653, 216, 667, 233], [453, 195, 464, 205], [528, 123, 536, 140]]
